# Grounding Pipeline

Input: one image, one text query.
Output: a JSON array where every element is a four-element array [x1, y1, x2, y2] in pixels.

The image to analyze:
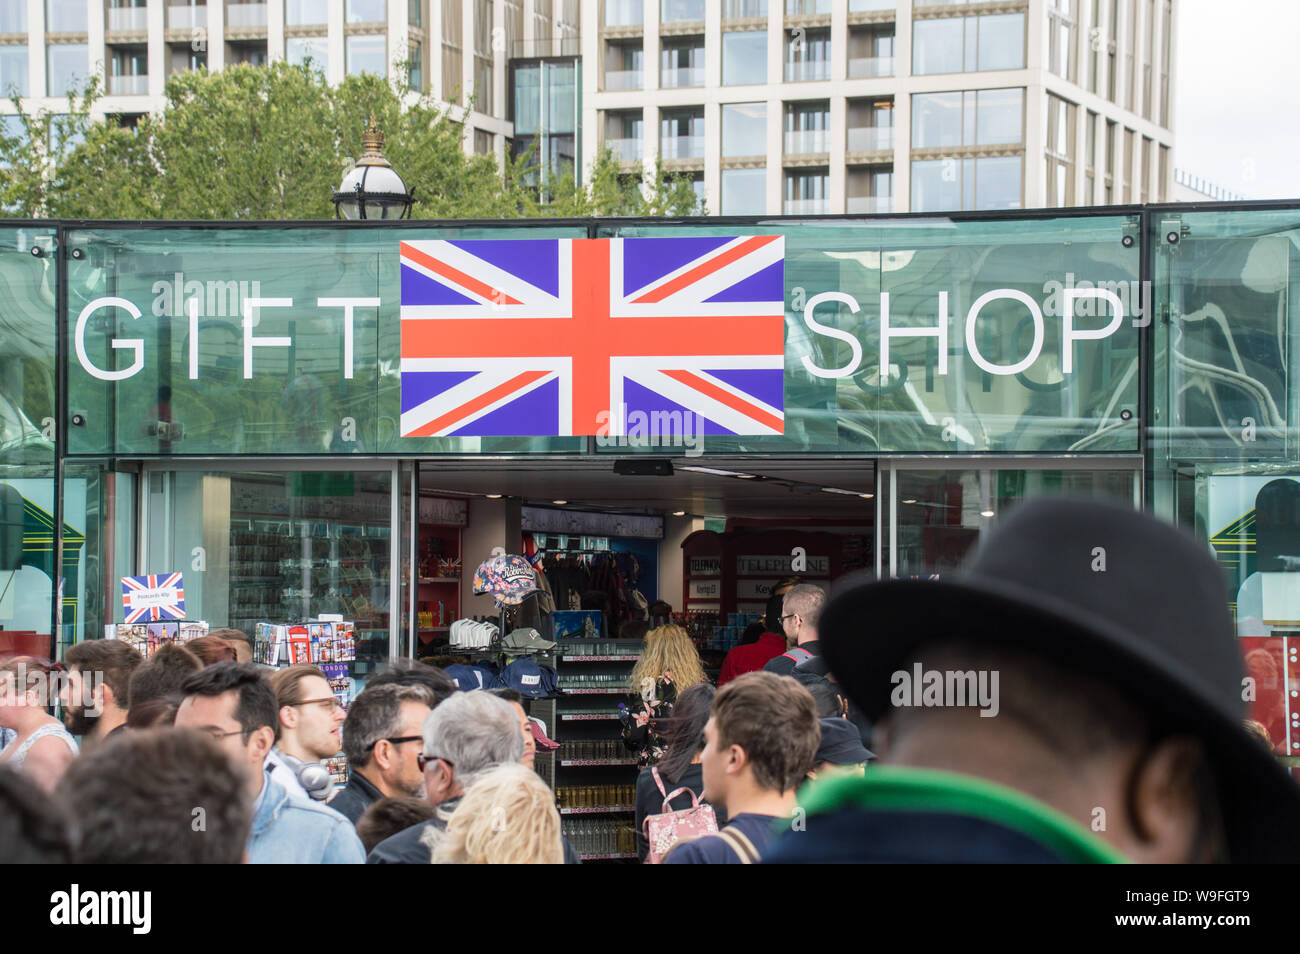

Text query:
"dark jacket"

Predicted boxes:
[[762, 640, 821, 676], [367, 797, 581, 863], [327, 770, 384, 825], [634, 762, 728, 862], [620, 678, 680, 768], [763, 766, 1127, 864]]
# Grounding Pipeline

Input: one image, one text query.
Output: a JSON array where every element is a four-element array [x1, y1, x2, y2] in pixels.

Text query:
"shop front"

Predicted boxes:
[[2, 201, 1299, 763]]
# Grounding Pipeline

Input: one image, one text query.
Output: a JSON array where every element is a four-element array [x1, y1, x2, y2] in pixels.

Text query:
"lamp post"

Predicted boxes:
[[332, 116, 414, 220]]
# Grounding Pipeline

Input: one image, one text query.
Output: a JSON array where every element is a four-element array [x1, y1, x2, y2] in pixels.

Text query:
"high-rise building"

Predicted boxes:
[[2, 0, 1174, 214]]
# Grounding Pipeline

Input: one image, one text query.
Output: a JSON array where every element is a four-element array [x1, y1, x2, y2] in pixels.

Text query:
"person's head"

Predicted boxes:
[[57, 728, 251, 864], [658, 681, 716, 786], [807, 717, 873, 782], [764, 592, 786, 634], [874, 639, 1228, 863], [185, 635, 239, 667], [174, 662, 278, 790], [419, 690, 523, 806], [628, 624, 705, 693], [429, 763, 563, 864], [355, 796, 436, 854], [772, 576, 804, 600], [0, 657, 59, 726], [701, 672, 820, 814], [60, 640, 143, 736], [649, 600, 673, 627], [270, 664, 346, 762], [0, 767, 73, 862], [365, 659, 457, 708], [207, 628, 253, 664], [126, 694, 183, 729], [1242, 719, 1274, 750], [128, 642, 201, 711], [342, 683, 434, 799], [618, 619, 649, 641], [739, 622, 765, 646], [487, 687, 535, 769], [781, 584, 826, 647], [796, 674, 849, 720]]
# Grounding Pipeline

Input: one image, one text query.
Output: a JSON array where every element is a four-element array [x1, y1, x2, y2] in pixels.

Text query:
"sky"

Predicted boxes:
[[1174, 0, 1300, 199]]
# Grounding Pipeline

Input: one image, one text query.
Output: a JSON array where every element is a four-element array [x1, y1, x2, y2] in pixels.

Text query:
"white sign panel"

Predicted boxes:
[[737, 554, 830, 576], [689, 579, 721, 600], [689, 556, 721, 576]]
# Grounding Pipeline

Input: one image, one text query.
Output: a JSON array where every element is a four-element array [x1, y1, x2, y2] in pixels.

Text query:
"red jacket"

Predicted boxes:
[[718, 632, 788, 686]]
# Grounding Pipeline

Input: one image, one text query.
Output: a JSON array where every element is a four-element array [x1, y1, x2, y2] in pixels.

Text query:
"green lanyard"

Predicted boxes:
[[797, 765, 1130, 864]]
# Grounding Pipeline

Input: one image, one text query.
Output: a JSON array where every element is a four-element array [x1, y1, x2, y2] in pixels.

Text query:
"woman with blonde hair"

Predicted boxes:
[[428, 763, 564, 864], [619, 624, 706, 768]]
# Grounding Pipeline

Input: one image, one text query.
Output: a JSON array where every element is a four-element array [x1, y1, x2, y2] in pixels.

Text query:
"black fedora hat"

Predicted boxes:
[[820, 496, 1300, 863]]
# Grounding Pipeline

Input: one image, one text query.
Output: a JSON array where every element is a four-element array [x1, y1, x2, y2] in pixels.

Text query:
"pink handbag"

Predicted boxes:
[[642, 766, 719, 864]]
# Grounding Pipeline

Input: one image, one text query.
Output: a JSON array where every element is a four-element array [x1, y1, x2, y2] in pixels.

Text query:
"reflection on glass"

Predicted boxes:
[[723, 31, 766, 85], [722, 102, 766, 156], [47, 44, 89, 97], [720, 168, 766, 214], [347, 34, 386, 76]]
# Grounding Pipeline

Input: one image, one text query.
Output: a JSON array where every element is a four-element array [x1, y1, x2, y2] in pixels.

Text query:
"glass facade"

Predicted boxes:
[[721, 102, 766, 156], [286, 36, 329, 73], [346, 34, 387, 77], [723, 31, 766, 86], [47, 44, 88, 97], [0, 46, 27, 97], [912, 13, 1024, 75]]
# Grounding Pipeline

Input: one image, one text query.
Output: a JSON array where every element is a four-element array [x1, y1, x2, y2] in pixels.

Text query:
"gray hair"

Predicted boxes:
[[343, 683, 435, 767], [784, 584, 827, 630], [421, 691, 523, 788]]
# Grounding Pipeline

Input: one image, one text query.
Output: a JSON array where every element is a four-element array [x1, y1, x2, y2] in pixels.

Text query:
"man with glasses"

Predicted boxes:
[[175, 662, 364, 863], [268, 664, 348, 801], [330, 683, 434, 825], [763, 584, 827, 676]]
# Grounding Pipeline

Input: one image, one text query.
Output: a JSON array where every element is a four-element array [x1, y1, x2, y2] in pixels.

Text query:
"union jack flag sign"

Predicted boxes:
[[398, 236, 785, 437], [122, 572, 186, 623]]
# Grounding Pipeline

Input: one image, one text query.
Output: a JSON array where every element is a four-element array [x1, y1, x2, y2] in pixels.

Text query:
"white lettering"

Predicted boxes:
[[75, 297, 144, 381], [965, 289, 1043, 376], [1062, 287, 1125, 373], [882, 290, 949, 377], [317, 297, 379, 380], [242, 297, 293, 379], [801, 291, 862, 379]]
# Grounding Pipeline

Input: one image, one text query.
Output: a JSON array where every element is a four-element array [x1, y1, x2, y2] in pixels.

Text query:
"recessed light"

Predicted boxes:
[[902, 498, 917, 504], [736, 473, 757, 479], [553, 499, 567, 505], [672, 510, 686, 516], [859, 493, 874, 499], [486, 493, 502, 499], [980, 509, 995, 517]]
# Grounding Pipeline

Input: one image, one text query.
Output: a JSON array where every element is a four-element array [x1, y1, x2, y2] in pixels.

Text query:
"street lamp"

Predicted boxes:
[[332, 116, 414, 220]]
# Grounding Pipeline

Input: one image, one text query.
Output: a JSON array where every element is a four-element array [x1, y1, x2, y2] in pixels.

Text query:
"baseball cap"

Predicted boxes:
[[815, 717, 875, 765]]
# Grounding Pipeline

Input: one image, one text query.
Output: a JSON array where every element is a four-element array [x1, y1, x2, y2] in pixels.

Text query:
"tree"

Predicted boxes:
[[0, 79, 101, 217], [22, 62, 703, 220]]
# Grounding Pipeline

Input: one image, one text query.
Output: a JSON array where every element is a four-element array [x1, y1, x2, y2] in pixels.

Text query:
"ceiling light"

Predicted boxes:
[[980, 509, 995, 517], [859, 493, 874, 499], [736, 473, 757, 479], [485, 493, 502, 499], [679, 466, 744, 477], [902, 498, 917, 504], [553, 499, 567, 505], [672, 510, 686, 516]]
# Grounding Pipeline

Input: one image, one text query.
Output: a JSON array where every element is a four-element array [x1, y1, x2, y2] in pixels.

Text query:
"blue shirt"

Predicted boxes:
[[248, 769, 365, 864], [662, 814, 783, 864]]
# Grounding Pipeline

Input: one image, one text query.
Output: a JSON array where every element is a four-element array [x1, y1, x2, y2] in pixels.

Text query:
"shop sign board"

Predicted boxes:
[[737, 554, 830, 576], [418, 496, 467, 527], [122, 572, 186, 623], [689, 556, 721, 576], [688, 579, 721, 600]]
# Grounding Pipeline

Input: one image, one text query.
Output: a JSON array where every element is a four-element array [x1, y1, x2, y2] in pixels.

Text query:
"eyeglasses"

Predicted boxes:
[[417, 753, 454, 772], [778, 614, 800, 624], [366, 735, 423, 752], [204, 728, 247, 742], [289, 696, 343, 712]]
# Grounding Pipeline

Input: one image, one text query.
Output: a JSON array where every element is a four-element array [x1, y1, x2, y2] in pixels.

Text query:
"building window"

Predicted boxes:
[[847, 98, 893, 152], [0, 4, 25, 33], [286, 0, 328, 25], [660, 36, 703, 87], [47, 44, 88, 96], [1140, 135, 1151, 201], [604, 39, 643, 90], [786, 0, 830, 14], [475, 129, 493, 155], [723, 31, 766, 85], [409, 0, 422, 26], [722, 102, 766, 156], [785, 27, 829, 82], [1084, 109, 1097, 202], [1142, 0, 1155, 120], [911, 88, 1024, 149], [784, 101, 829, 154], [1159, 0, 1170, 126], [286, 36, 328, 73], [911, 156, 1021, 212], [604, 0, 643, 28], [605, 109, 643, 161], [848, 25, 894, 78], [347, 35, 386, 77], [721, 167, 766, 214], [784, 169, 829, 215], [442, 0, 463, 103], [1122, 127, 1133, 201], [662, 0, 705, 22], [1045, 94, 1076, 207], [0, 47, 28, 97], [109, 47, 148, 96], [1086, 0, 1099, 92], [46, 0, 87, 33], [847, 165, 892, 214], [1125, 0, 1138, 111], [912, 13, 1024, 75], [346, 0, 386, 23], [1158, 143, 1168, 200], [474, 0, 493, 113], [660, 107, 703, 159], [1103, 118, 1115, 202], [1106, 0, 1117, 102], [408, 41, 423, 91], [1048, 0, 1077, 83], [723, 0, 767, 17]]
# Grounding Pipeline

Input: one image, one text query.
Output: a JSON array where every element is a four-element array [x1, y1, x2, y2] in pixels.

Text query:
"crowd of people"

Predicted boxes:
[[2, 498, 1299, 863]]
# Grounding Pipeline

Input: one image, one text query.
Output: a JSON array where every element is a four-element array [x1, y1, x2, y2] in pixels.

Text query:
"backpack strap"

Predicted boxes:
[[782, 647, 815, 665], [651, 766, 667, 800], [715, 826, 761, 864]]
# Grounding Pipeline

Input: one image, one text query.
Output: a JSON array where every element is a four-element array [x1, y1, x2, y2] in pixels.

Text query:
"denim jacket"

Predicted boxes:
[[248, 770, 365, 864]]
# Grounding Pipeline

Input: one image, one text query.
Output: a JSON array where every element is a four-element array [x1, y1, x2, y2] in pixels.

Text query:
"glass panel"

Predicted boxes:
[[605, 0, 643, 27], [911, 92, 961, 148], [0, 47, 28, 96], [912, 18, 964, 75], [47, 44, 88, 97], [286, 36, 328, 72], [977, 13, 1024, 70], [723, 0, 767, 16], [891, 468, 1135, 577], [0, 4, 26, 32], [720, 168, 766, 214], [144, 468, 394, 673], [721, 102, 766, 156], [347, 34, 387, 77], [65, 226, 589, 458], [286, 0, 329, 26], [974, 155, 1021, 209], [346, 0, 387, 22], [975, 87, 1022, 145], [46, 0, 87, 32], [723, 31, 766, 86], [598, 214, 1141, 454], [661, 0, 705, 21]]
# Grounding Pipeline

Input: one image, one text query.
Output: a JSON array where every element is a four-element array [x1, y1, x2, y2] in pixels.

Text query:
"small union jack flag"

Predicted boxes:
[[122, 572, 186, 623], [398, 236, 786, 438]]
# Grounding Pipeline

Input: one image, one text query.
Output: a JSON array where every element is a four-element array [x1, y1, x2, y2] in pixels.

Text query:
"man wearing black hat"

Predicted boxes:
[[765, 498, 1300, 864]]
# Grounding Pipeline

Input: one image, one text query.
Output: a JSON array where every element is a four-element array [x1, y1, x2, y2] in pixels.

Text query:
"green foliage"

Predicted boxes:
[[2, 62, 704, 220]]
